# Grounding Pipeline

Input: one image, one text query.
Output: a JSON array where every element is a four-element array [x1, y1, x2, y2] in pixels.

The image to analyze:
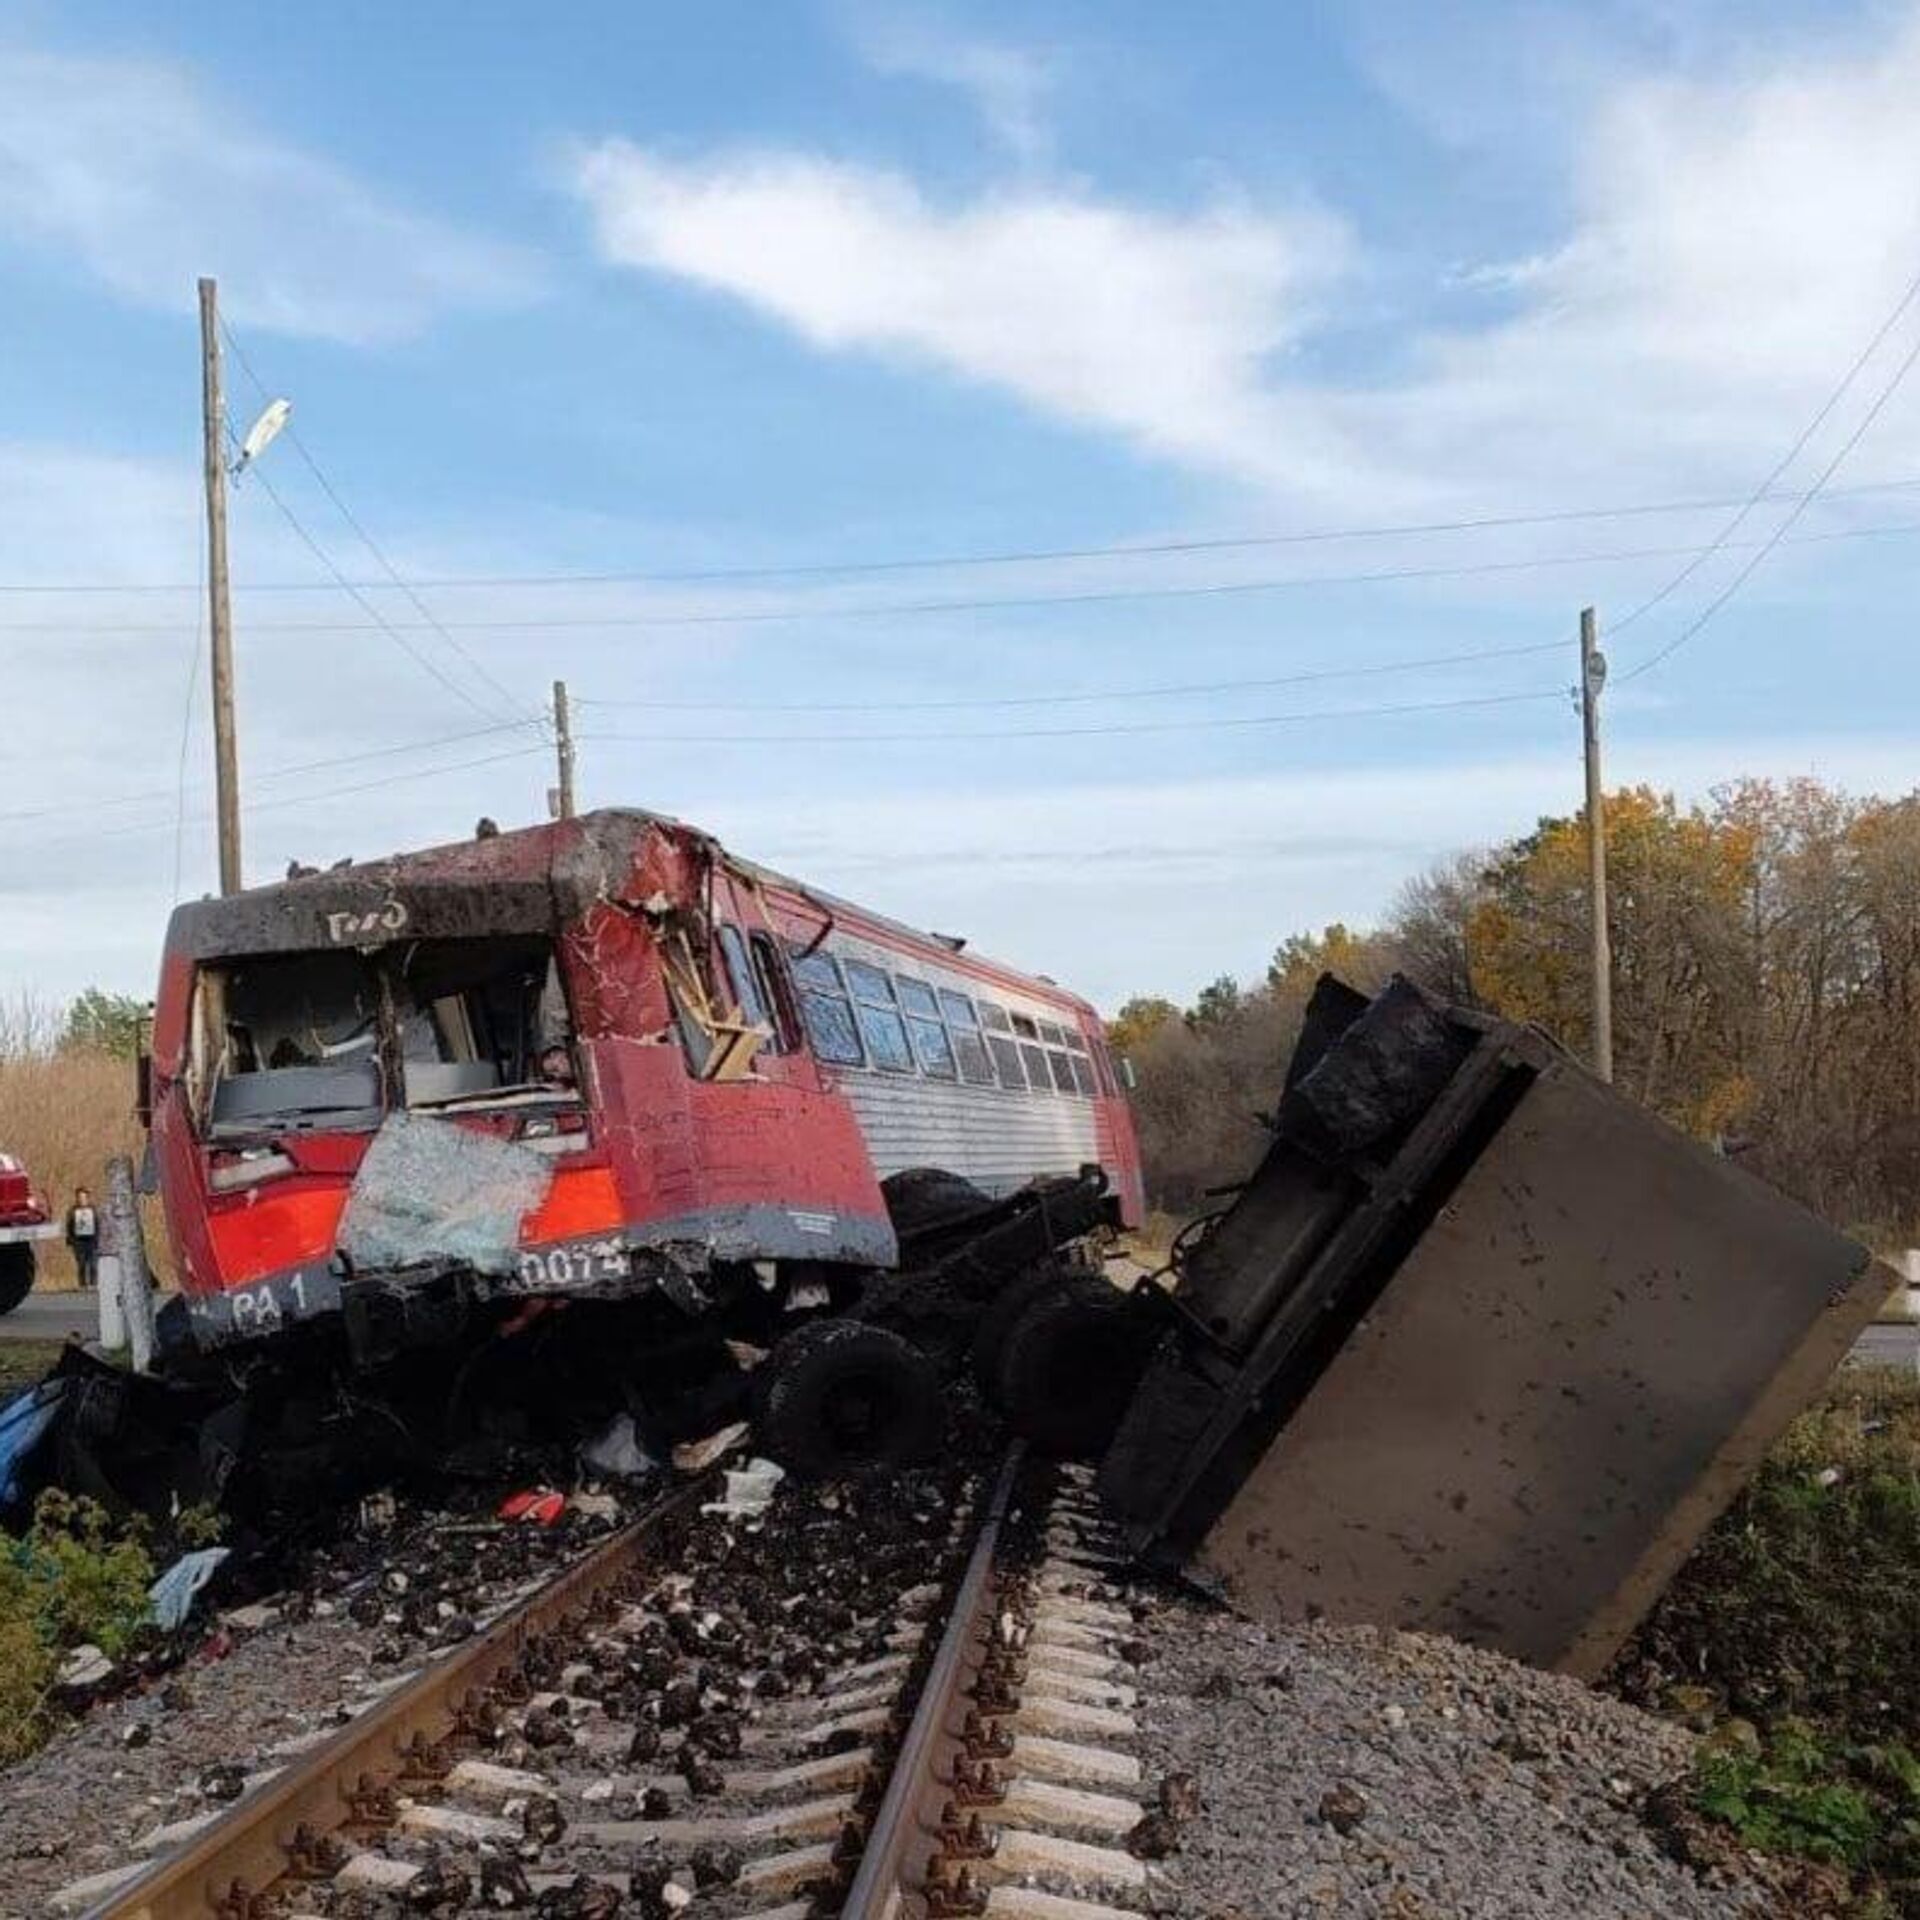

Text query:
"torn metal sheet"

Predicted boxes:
[[338, 1112, 553, 1279]]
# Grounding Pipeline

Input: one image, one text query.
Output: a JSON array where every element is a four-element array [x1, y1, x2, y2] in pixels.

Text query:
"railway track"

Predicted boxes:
[[71, 1451, 1163, 1920]]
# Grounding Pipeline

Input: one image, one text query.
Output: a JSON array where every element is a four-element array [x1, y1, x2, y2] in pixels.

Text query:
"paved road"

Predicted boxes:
[[0, 1292, 99, 1342], [1850, 1320, 1919, 1369]]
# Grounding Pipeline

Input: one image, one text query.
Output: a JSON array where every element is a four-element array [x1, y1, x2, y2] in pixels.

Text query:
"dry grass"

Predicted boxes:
[[0, 1001, 168, 1290]]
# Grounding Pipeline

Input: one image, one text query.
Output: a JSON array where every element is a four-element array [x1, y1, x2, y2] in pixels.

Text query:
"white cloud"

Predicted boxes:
[[571, 9, 1920, 512], [573, 142, 1360, 493], [0, 45, 537, 343], [852, 14, 1056, 163]]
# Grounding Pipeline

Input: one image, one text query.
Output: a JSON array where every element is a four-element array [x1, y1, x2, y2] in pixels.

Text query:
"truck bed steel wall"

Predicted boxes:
[[1191, 1056, 1892, 1676]]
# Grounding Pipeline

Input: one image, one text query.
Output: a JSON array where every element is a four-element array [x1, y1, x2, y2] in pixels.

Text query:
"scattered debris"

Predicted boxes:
[[702, 1456, 784, 1519], [1318, 1781, 1370, 1834], [578, 1411, 660, 1482], [148, 1547, 231, 1631], [672, 1423, 749, 1473], [498, 1488, 566, 1526]]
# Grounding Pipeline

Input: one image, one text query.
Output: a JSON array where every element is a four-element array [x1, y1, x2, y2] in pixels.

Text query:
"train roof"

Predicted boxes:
[[162, 807, 1096, 1016]]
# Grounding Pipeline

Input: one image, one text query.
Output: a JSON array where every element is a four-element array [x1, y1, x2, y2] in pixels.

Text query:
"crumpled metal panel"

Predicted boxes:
[[338, 1112, 553, 1279]]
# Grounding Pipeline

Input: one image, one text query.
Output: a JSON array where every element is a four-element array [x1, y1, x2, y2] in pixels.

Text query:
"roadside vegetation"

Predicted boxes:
[[0, 987, 163, 1290], [1614, 1367, 1920, 1913], [0, 1491, 157, 1763], [1114, 776, 1920, 1244]]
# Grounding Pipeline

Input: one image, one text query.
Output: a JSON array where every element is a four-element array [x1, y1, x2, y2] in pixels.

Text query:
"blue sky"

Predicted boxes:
[[5, 0, 1920, 1013]]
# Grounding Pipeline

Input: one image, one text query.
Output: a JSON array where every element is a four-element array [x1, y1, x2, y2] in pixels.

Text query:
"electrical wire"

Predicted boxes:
[[0, 718, 543, 828], [13, 516, 1920, 638], [1623, 320, 1920, 681], [1606, 268, 1920, 646], [573, 636, 1569, 714], [219, 317, 538, 728], [239, 456, 517, 726], [7, 471, 1920, 595], [579, 684, 1566, 747], [9, 744, 551, 854]]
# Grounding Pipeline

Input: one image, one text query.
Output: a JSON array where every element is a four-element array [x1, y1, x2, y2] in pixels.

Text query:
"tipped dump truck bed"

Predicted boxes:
[[1097, 976, 1891, 1675]]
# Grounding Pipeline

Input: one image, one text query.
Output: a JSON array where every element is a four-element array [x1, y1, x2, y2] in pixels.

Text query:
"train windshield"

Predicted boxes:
[[192, 937, 576, 1137]]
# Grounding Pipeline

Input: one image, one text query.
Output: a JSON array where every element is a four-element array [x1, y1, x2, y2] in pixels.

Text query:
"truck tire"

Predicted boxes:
[[0, 1245, 34, 1316], [754, 1318, 943, 1479], [881, 1168, 993, 1240], [991, 1277, 1156, 1460], [970, 1269, 1069, 1409]]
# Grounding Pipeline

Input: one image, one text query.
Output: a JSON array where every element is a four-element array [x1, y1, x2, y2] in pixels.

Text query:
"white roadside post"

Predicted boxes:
[[100, 1156, 156, 1371]]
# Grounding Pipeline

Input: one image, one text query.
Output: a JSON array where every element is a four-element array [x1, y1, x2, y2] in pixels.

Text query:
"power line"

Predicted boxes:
[[580, 684, 1565, 747], [1624, 321, 1920, 681], [14, 516, 1920, 639], [219, 318, 538, 728], [239, 456, 515, 725], [11, 743, 551, 854], [1608, 266, 1920, 646], [7, 472, 1920, 596], [0, 719, 542, 828], [574, 637, 1568, 714]]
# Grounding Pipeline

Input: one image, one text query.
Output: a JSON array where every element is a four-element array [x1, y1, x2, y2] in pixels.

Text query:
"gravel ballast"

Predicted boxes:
[[1132, 1593, 1784, 1918]]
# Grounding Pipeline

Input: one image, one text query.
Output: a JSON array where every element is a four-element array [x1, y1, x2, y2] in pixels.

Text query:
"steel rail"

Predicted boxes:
[[90, 1477, 714, 1920], [840, 1445, 1024, 1919]]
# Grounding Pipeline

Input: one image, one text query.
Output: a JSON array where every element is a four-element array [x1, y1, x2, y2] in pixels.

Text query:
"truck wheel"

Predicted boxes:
[[754, 1319, 942, 1479], [992, 1278, 1156, 1461], [881, 1168, 993, 1239], [0, 1246, 34, 1316], [970, 1269, 1069, 1408]]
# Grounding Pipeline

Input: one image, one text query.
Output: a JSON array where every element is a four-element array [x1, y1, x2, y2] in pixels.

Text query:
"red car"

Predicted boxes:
[[0, 1153, 54, 1314]]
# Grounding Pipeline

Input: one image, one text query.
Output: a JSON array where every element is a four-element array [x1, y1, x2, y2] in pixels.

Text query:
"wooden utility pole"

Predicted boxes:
[[552, 679, 577, 820], [199, 277, 242, 895], [1580, 606, 1613, 1082]]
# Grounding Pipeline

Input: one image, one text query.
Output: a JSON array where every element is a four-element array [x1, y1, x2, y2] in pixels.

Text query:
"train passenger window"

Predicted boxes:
[[1090, 1033, 1119, 1095], [892, 978, 957, 1078], [842, 959, 914, 1073], [1038, 1020, 1067, 1047], [1068, 1050, 1097, 1097], [717, 926, 772, 1034], [1020, 1042, 1052, 1088], [748, 932, 798, 1052], [1010, 1013, 1039, 1040], [1047, 1049, 1077, 1094], [939, 991, 996, 1084], [910, 1016, 958, 1078], [789, 949, 864, 1067], [977, 1004, 1026, 1087], [894, 978, 939, 1018]]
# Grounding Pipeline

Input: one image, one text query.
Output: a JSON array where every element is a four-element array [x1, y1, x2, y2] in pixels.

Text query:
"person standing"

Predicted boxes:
[[65, 1187, 99, 1290]]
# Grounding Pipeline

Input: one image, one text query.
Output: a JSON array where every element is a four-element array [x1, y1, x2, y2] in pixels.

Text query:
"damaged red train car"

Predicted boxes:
[[140, 808, 1142, 1480]]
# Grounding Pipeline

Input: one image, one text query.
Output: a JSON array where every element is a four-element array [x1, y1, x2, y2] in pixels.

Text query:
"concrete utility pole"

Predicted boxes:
[[1580, 606, 1613, 1083], [552, 679, 577, 820], [199, 276, 242, 895]]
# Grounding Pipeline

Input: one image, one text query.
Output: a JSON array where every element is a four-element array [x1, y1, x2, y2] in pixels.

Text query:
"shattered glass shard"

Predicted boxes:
[[337, 1111, 553, 1278]]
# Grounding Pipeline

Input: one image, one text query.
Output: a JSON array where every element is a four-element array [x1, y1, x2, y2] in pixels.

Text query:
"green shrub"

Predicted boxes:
[[0, 1489, 156, 1762], [1614, 1369, 1920, 1909]]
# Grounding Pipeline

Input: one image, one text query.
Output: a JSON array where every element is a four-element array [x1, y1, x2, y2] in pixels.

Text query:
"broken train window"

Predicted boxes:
[[790, 948, 864, 1066], [394, 936, 573, 1106], [842, 959, 915, 1074], [197, 950, 384, 1135], [894, 977, 958, 1080]]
